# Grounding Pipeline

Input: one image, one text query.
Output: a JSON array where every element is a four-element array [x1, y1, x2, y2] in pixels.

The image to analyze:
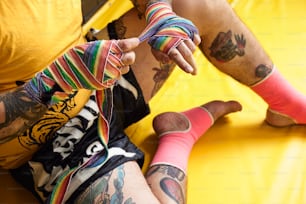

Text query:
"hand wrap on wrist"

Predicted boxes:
[[24, 40, 124, 106], [139, 2, 199, 54], [45, 40, 127, 203]]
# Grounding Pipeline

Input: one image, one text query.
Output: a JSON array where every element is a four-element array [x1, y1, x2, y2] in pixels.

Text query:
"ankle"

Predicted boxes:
[[251, 67, 306, 125]]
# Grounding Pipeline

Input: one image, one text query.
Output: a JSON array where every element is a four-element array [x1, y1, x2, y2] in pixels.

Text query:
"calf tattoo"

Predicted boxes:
[[209, 30, 246, 62], [147, 165, 185, 204], [255, 64, 272, 79], [160, 177, 184, 204]]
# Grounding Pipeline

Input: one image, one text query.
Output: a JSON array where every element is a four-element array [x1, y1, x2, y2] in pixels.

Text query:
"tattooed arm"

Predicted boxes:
[[0, 86, 47, 143]]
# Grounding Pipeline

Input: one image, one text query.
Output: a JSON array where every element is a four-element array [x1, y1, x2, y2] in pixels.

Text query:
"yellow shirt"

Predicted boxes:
[[0, 0, 92, 169]]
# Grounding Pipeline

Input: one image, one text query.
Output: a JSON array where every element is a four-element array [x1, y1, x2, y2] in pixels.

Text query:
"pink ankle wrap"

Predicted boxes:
[[150, 107, 214, 173], [251, 68, 306, 124]]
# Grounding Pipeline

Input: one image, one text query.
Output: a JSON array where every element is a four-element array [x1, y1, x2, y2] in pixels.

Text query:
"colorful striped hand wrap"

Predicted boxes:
[[139, 2, 199, 54], [25, 40, 123, 105], [25, 40, 125, 203], [26, 2, 199, 203]]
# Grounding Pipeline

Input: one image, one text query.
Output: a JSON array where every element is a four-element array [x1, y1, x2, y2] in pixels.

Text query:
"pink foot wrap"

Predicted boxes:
[[150, 107, 214, 173], [251, 68, 306, 124]]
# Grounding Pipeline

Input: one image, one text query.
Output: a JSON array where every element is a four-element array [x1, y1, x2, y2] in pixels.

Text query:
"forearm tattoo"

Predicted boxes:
[[147, 165, 186, 204], [151, 62, 176, 98], [130, 0, 144, 17], [209, 30, 246, 62], [112, 18, 127, 39], [0, 86, 47, 143]]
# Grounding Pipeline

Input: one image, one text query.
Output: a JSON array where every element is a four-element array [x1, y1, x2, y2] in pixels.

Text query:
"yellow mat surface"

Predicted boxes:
[[1, 0, 306, 203]]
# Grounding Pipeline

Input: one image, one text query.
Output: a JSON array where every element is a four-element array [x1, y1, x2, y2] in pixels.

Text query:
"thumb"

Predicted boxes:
[[117, 37, 140, 52]]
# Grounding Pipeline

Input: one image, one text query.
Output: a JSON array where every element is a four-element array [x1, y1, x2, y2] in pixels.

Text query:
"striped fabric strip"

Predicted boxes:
[[46, 40, 122, 203], [47, 2, 198, 202], [138, 2, 199, 54]]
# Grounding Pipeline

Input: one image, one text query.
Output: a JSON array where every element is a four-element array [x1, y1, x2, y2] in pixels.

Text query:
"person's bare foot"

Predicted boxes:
[[153, 100, 242, 135]]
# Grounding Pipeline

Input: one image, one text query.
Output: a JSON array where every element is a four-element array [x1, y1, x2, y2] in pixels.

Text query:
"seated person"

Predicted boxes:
[[1, 0, 305, 203]]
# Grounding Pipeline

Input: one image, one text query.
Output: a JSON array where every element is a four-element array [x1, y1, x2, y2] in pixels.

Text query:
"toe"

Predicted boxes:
[[202, 100, 242, 121]]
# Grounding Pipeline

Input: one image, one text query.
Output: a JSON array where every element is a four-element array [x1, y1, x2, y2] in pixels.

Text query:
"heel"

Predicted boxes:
[[265, 109, 296, 127]]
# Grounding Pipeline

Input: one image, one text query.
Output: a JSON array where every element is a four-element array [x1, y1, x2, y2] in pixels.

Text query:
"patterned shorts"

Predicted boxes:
[[10, 70, 150, 203]]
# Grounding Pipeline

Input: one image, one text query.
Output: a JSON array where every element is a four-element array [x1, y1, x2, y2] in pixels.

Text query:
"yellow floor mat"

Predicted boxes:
[[1, 0, 306, 203]]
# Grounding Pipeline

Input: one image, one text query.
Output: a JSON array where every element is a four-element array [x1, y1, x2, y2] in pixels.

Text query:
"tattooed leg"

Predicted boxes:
[[76, 162, 160, 204], [146, 100, 241, 204], [170, 0, 306, 126], [90, 0, 306, 126], [146, 165, 187, 204]]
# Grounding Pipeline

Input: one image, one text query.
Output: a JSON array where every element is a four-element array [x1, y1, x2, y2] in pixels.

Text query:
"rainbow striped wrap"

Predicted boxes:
[[139, 2, 199, 54], [25, 40, 125, 203], [24, 2, 199, 202]]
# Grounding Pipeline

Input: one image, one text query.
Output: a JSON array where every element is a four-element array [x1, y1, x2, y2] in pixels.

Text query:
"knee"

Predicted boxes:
[[172, 0, 235, 34]]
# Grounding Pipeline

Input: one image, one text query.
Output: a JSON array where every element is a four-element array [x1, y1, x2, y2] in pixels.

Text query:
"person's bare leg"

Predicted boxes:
[[88, 1, 306, 127], [170, 0, 306, 127], [75, 100, 241, 203], [146, 100, 242, 203], [76, 162, 160, 204]]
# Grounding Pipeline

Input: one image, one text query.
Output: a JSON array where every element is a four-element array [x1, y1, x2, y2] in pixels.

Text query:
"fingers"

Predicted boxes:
[[193, 34, 201, 47], [174, 40, 198, 75], [151, 49, 172, 64], [173, 34, 201, 75], [110, 35, 201, 75], [119, 51, 135, 74], [120, 65, 130, 75], [150, 34, 201, 75], [120, 51, 136, 66], [116, 37, 140, 52], [111, 38, 139, 73]]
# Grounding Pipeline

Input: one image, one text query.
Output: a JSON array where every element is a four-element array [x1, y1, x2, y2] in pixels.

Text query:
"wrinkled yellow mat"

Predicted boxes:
[[1, 0, 306, 203]]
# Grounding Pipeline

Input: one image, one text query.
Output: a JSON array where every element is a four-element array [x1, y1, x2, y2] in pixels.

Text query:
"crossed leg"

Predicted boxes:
[[76, 100, 241, 203], [82, 0, 306, 202], [93, 0, 306, 127], [171, 0, 306, 126]]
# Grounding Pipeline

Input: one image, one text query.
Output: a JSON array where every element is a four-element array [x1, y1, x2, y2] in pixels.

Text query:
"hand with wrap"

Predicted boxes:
[[139, 1, 201, 75], [24, 38, 140, 106]]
